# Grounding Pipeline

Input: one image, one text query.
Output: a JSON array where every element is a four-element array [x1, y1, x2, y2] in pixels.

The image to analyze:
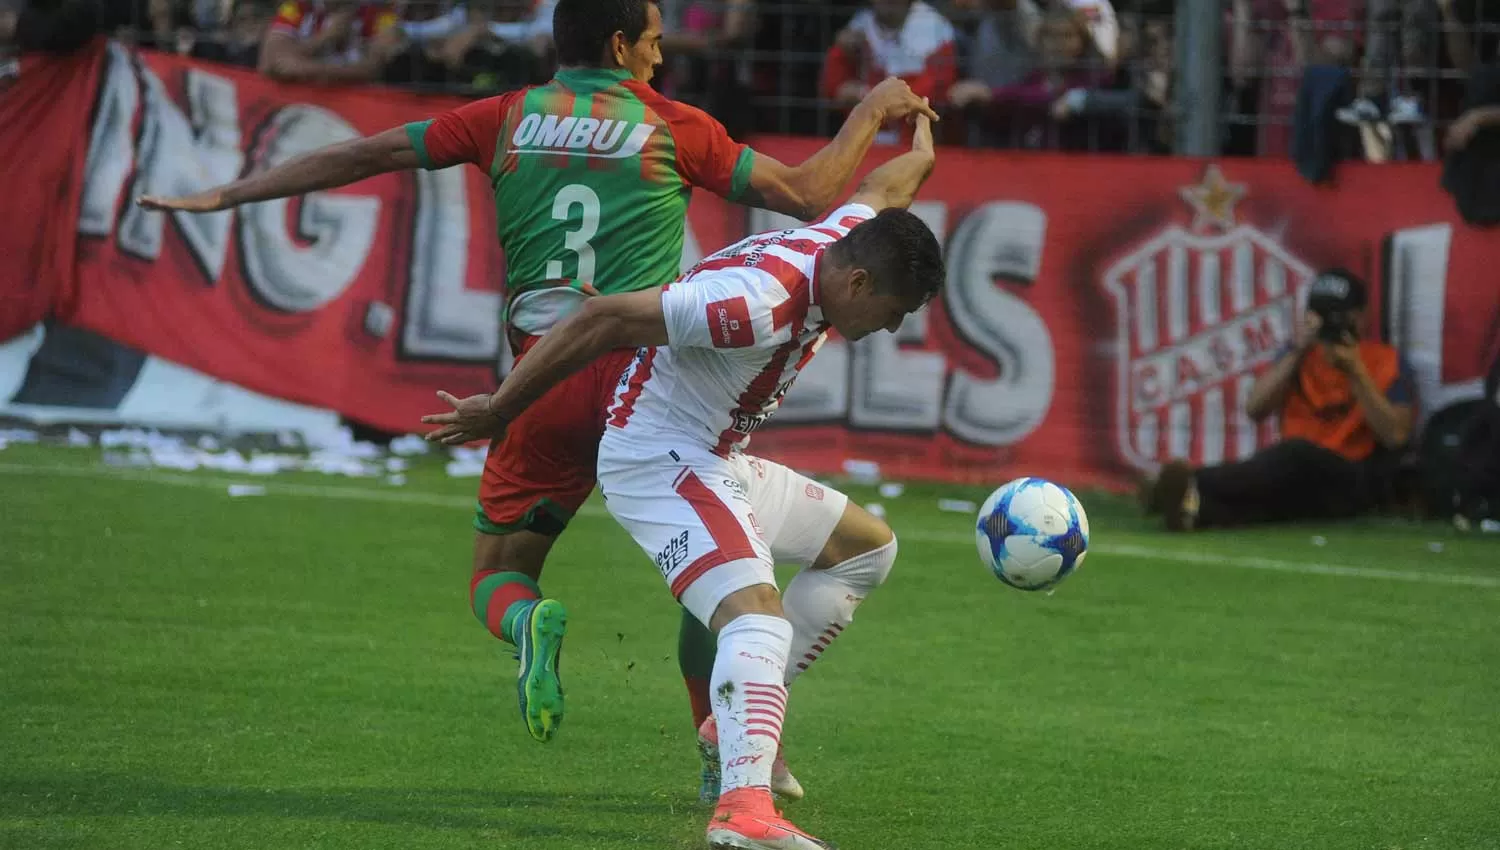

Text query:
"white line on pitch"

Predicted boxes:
[[2, 460, 1496, 589]]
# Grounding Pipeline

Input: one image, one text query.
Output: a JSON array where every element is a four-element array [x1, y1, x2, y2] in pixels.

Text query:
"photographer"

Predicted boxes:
[[1148, 269, 1416, 531]]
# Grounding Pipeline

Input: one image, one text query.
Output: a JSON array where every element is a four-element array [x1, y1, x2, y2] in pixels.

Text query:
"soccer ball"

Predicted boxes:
[[975, 477, 1090, 591]]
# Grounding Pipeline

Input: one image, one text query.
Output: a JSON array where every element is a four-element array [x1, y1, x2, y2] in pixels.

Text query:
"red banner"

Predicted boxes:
[[3, 43, 1498, 491], [687, 141, 1500, 489]]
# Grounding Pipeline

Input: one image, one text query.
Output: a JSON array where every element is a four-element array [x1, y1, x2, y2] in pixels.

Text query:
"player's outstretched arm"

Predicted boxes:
[[136, 127, 419, 213], [744, 77, 939, 220], [421, 289, 670, 446], [849, 111, 936, 213]]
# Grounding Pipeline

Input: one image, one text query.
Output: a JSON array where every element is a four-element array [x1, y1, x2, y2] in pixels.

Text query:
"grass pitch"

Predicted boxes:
[[2, 443, 1498, 849]]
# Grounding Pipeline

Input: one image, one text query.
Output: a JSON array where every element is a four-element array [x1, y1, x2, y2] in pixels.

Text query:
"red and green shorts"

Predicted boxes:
[[474, 334, 638, 537]]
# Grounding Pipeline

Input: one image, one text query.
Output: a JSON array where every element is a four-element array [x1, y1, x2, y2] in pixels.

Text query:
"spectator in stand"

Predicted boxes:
[[657, 0, 757, 135], [1443, 62, 1500, 224], [258, 0, 405, 84], [1228, 0, 1361, 158], [194, 0, 271, 66], [1, 0, 16, 79], [391, 0, 475, 85], [1064, 0, 1118, 69], [948, 0, 1040, 115], [1440, 0, 1500, 74], [1339, 0, 1500, 129], [471, 0, 555, 86], [1050, 9, 1172, 152], [132, 0, 198, 54], [386, 0, 551, 91], [5, 0, 113, 54], [821, 0, 957, 142], [1337, 1, 1434, 127], [948, 5, 1108, 148]]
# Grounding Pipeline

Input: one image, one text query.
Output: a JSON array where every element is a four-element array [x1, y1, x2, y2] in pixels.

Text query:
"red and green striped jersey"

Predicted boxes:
[[404, 67, 756, 333]]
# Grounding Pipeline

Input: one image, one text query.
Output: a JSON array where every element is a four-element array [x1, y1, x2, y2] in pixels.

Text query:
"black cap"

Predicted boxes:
[[1307, 268, 1367, 313]]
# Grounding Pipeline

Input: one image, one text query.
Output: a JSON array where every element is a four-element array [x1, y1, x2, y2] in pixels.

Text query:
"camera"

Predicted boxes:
[[1314, 306, 1357, 343], [1306, 269, 1366, 345]]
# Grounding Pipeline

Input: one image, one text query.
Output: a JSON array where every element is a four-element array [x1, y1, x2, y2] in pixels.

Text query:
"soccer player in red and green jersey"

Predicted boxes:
[[138, 0, 936, 783]]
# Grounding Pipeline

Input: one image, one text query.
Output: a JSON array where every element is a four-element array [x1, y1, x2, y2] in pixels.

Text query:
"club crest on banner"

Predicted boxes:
[[1103, 165, 1314, 472]]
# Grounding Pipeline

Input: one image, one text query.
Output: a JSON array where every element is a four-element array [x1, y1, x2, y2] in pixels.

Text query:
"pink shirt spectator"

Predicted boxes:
[[1230, 0, 1363, 157]]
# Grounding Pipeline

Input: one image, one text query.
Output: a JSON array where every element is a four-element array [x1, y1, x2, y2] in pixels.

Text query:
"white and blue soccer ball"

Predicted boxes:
[[975, 477, 1090, 591]]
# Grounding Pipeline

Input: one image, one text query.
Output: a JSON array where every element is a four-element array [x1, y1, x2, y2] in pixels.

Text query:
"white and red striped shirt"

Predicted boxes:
[[604, 203, 876, 457]]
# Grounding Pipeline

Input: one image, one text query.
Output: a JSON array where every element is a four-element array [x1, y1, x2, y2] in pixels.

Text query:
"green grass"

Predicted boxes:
[[2, 443, 1498, 850]]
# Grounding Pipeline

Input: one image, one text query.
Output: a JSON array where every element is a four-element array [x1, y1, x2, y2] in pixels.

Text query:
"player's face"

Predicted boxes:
[[828, 270, 930, 341], [616, 2, 664, 83]]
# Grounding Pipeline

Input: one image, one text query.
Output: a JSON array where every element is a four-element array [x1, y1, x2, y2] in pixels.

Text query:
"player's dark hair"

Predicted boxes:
[[553, 0, 654, 67], [836, 209, 945, 302]]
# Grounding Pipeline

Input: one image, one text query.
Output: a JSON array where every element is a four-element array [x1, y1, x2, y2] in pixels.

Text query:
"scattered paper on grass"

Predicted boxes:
[[937, 498, 977, 514], [842, 459, 881, 485]]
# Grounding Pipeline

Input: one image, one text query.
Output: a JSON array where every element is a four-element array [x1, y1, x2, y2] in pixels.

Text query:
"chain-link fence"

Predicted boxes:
[[16, 0, 1499, 158]]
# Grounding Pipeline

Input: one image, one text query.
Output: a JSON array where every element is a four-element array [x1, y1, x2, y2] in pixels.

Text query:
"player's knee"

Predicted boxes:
[[844, 535, 898, 589], [708, 583, 784, 632], [471, 531, 553, 580], [817, 502, 896, 572]]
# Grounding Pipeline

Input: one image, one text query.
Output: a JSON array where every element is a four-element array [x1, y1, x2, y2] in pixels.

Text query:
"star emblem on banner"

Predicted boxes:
[[1179, 164, 1247, 232]]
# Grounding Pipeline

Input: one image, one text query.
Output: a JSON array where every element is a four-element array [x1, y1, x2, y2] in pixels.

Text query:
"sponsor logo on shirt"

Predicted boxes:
[[508, 114, 656, 159], [655, 530, 690, 576], [706, 297, 755, 348], [730, 410, 771, 435]]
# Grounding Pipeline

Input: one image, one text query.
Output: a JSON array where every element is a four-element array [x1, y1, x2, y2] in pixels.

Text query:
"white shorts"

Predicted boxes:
[[597, 437, 850, 626]]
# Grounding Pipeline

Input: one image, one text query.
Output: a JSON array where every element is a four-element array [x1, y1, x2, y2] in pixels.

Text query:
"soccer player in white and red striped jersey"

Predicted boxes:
[[423, 115, 938, 849]]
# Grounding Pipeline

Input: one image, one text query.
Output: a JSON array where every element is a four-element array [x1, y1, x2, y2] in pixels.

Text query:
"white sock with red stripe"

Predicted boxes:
[[712, 614, 793, 794], [782, 537, 897, 686]]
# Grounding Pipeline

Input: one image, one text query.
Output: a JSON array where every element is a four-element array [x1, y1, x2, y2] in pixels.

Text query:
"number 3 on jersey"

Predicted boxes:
[[545, 184, 600, 282]]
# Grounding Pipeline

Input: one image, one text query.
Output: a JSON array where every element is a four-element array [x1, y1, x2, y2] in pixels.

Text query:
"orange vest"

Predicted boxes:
[[1280, 341, 1402, 462]]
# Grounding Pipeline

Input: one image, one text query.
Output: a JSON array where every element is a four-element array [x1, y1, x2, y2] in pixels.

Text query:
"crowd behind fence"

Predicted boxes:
[[2, 0, 1498, 159]]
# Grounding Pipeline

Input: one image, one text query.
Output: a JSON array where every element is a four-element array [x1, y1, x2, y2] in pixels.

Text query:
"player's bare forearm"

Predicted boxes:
[[759, 101, 884, 216], [1348, 368, 1412, 449], [851, 149, 934, 212], [141, 128, 418, 213], [1245, 350, 1303, 421], [227, 129, 416, 205], [746, 80, 938, 219], [849, 117, 935, 212], [487, 290, 670, 422]]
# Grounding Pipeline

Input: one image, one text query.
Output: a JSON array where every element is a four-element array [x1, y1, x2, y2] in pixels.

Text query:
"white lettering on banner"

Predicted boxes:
[[744, 203, 1055, 446], [78, 44, 138, 238], [403, 166, 500, 362], [239, 106, 379, 312], [111, 61, 245, 272], [941, 202, 1056, 445], [75, 48, 491, 365], [1383, 224, 1484, 424], [175, 72, 243, 281]]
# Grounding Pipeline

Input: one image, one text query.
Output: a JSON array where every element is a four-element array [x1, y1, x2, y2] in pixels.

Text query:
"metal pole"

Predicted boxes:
[[1174, 0, 1225, 156]]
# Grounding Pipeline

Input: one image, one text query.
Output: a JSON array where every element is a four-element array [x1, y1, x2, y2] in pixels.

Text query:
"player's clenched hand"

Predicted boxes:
[[136, 190, 228, 213], [421, 390, 508, 446], [865, 77, 941, 124]]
